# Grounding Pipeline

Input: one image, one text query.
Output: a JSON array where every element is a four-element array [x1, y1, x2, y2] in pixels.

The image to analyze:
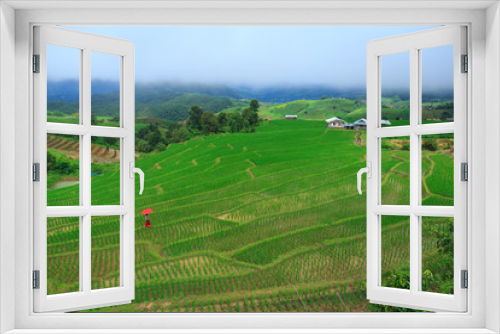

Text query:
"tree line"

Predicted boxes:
[[135, 99, 261, 153]]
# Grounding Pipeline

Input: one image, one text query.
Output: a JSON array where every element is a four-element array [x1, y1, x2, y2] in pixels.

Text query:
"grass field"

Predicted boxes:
[[259, 99, 359, 121], [46, 119, 454, 312]]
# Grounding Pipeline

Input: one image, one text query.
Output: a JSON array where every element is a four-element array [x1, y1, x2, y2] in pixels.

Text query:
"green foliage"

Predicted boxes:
[[250, 99, 260, 110], [154, 94, 233, 122], [47, 150, 79, 175], [155, 143, 167, 152], [91, 136, 119, 149], [201, 111, 219, 134], [422, 139, 438, 151], [91, 113, 98, 126], [168, 126, 189, 144], [217, 112, 228, 127], [188, 105, 204, 131], [242, 108, 259, 126]]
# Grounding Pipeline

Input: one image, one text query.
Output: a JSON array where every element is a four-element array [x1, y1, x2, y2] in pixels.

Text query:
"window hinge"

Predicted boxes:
[[33, 270, 40, 289], [33, 163, 40, 182], [461, 162, 468, 182], [461, 270, 468, 289], [461, 54, 468, 73], [33, 54, 40, 73]]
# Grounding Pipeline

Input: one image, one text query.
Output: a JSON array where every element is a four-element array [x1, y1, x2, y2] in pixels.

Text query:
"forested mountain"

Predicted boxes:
[[47, 81, 238, 121]]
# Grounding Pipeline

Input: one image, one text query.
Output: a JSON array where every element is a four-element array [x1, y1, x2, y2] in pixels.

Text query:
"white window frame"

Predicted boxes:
[[33, 25, 136, 313], [366, 26, 467, 312], [1, 2, 498, 333]]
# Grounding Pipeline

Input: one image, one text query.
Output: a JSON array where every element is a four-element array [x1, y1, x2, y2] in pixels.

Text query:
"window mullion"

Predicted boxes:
[[409, 47, 420, 294], [82, 47, 92, 294]]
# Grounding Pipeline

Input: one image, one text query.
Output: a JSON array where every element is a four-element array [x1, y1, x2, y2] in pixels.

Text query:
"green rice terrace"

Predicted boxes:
[[46, 119, 454, 312]]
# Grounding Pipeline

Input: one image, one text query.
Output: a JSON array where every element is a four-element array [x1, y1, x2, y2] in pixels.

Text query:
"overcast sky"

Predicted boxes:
[[49, 26, 453, 91]]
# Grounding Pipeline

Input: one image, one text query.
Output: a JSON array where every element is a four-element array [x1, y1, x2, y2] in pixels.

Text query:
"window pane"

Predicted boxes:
[[91, 136, 120, 206], [92, 215, 121, 290], [421, 45, 454, 124], [47, 134, 80, 206], [421, 217, 454, 295], [381, 215, 410, 290], [421, 134, 454, 206], [91, 52, 120, 127], [47, 216, 80, 295], [47, 44, 81, 124], [381, 137, 410, 205], [380, 52, 410, 127]]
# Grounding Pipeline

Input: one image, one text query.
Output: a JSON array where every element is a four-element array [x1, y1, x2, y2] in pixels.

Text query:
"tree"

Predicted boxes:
[[188, 105, 204, 131], [201, 111, 219, 134], [249, 99, 260, 111], [146, 131, 162, 148], [228, 113, 244, 133], [242, 108, 258, 126], [321, 95, 328, 100], [103, 137, 118, 150], [217, 112, 228, 128], [91, 113, 98, 125], [422, 139, 438, 151], [169, 127, 189, 144], [440, 110, 452, 121], [155, 142, 167, 152]]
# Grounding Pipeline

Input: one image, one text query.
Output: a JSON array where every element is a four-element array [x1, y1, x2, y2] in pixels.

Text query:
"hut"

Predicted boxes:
[[354, 118, 368, 130], [284, 115, 298, 120], [381, 120, 392, 127], [325, 117, 345, 128]]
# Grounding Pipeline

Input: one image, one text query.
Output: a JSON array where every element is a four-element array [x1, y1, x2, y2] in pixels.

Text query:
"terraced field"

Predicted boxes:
[[46, 120, 454, 312], [47, 135, 120, 163]]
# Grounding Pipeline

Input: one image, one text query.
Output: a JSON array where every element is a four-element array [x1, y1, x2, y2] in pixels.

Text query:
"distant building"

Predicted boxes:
[[325, 117, 345, 128], [343, 118, 391, 130], [284, 115, 298, 120], [354, 118, 368, 130]]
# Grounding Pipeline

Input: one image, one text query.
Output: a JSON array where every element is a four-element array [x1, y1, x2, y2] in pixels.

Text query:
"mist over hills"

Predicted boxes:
[[47, 80, 366, 104], [47, 80, 453, 122]]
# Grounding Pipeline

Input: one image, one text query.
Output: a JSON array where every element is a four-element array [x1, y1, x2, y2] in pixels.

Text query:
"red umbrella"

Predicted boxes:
[[141, 208, 153, 228]]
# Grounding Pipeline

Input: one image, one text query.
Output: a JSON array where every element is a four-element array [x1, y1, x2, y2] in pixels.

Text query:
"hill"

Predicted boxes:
[[45, 120, 453, 312], [48, 92, 235, 121], [259, 98, 360, 120]]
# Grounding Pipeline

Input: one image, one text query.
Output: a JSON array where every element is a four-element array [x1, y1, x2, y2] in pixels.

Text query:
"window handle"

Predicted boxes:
[[357, 162, 371, 195], [129, 162, 145, 195]]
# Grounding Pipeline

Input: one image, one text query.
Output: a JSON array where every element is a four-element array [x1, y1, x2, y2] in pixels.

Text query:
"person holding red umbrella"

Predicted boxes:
[[141, 208, 153, 227]]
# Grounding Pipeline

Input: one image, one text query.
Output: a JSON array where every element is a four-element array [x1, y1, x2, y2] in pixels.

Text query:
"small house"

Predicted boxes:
[[381, 120, 392, 127], [354, 118, 368, 130], [284, 115, 298, 120], [325, 117, 345, 128]]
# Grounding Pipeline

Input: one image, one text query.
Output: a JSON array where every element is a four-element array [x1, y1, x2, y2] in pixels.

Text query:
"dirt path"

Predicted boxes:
[[246, 168, 255, 179], [155, 163, 162, 169], [192, 159, 197, 166], [154, 185, 164, 195], [246, 159, 256, 179], [354, 131, 365, 146]]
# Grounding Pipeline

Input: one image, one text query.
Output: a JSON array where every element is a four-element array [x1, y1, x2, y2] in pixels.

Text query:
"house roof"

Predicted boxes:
[[325, 117, 345, 123], [381, 120, 392, 125], [354, 118, 367, 125], [285, 115, 297, 118]]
